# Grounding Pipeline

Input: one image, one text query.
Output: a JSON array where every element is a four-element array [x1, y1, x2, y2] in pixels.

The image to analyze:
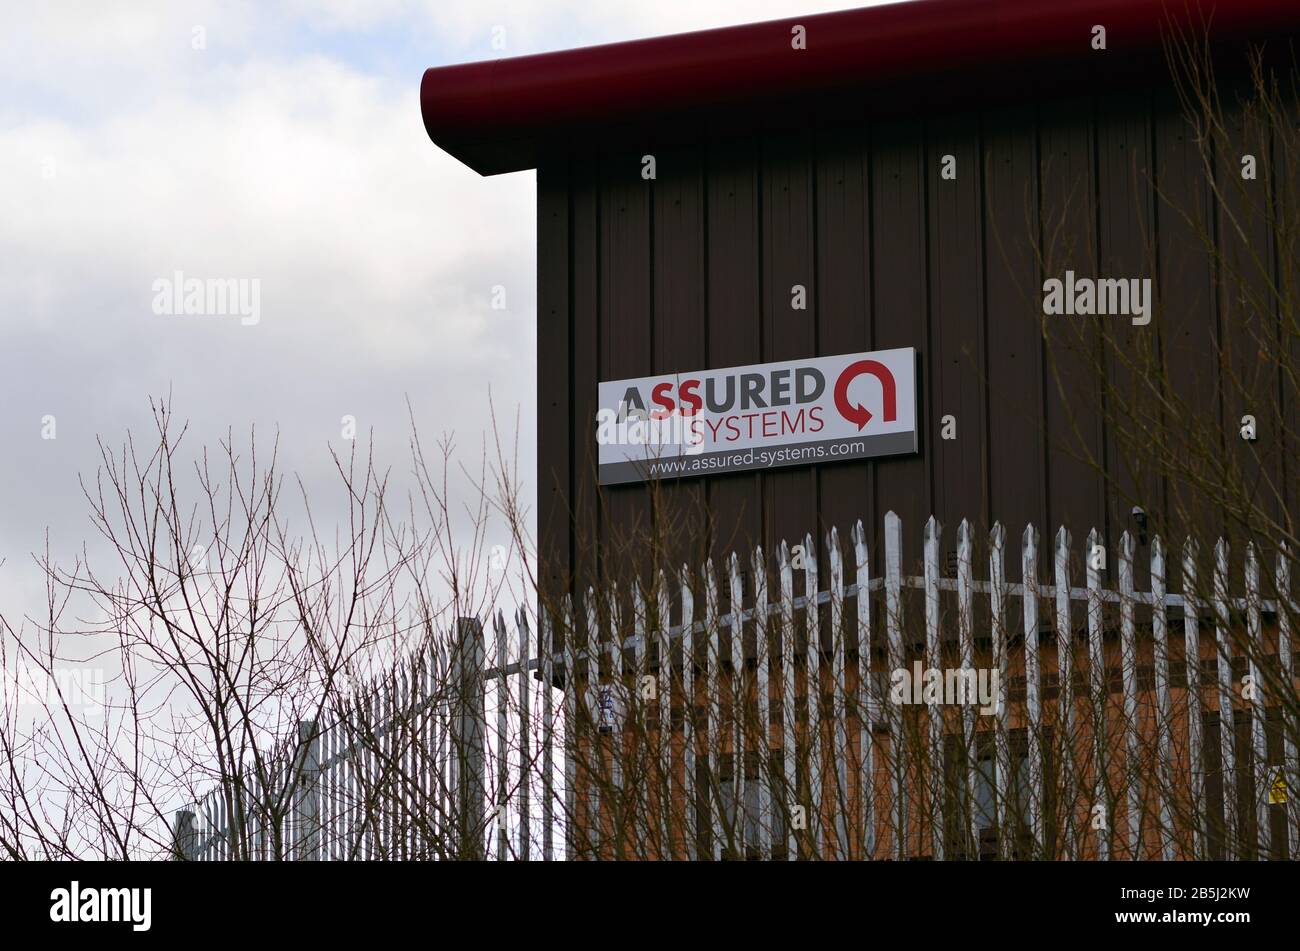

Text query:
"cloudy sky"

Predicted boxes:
[[1, 0, 904, 631]]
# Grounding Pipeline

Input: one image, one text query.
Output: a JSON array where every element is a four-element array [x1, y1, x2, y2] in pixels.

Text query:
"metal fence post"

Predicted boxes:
[[172, 809, 197, 861], [452, 616, 487, 859], [293, 720, 321, 860]]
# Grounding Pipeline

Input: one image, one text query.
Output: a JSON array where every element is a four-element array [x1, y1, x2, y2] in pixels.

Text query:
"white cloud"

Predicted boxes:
[[0, 53, 533, 637]]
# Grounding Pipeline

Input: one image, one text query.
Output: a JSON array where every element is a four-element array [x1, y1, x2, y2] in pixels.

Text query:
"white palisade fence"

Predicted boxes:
[[175, 512, 1299, 861]]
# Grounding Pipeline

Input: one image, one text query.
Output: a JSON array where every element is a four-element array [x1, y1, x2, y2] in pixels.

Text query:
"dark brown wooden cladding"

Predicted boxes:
[[536, 87, 1291, 600]]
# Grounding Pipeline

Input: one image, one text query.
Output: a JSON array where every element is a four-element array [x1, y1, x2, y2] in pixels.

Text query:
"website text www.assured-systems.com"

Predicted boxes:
[[647, 440, 867, 475]]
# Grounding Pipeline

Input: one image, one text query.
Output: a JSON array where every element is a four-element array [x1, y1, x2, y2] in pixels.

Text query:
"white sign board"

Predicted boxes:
[[596, 348, 919, 485]]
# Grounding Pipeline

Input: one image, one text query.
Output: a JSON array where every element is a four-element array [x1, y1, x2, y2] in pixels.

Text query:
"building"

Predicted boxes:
[[420, 0, 1300, 859]]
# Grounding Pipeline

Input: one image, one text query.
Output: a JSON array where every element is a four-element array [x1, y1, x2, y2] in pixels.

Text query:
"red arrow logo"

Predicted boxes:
[[834, 360, 897, 431]]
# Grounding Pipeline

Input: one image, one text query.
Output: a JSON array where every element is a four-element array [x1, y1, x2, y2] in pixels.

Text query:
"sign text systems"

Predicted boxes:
[[596, 348, 919, 486]]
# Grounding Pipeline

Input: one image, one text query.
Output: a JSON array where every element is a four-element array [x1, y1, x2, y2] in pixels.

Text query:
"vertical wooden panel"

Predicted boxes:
[[762, 133, 818, 566], [983, 105, 1048, 576], [870, 119, 931, 569], [927, 113, 989, 540], [705, 137, 763, 564], [601, 152, 654, 583], [571, 159, 602, 594], [1218, 85, 1283, 565], [814, 124, 873, 548], [1152, 87, 1222, 547], [653, 146, 708, 577], [537, 162, 573, 610], [1096, 91, 1160, 584], [1275, 83, 1300, 524], [1038, 98, 1107, 545]]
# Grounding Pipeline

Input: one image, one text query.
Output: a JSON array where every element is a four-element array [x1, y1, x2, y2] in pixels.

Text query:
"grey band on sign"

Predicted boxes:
[[598, 432, 919, 485]]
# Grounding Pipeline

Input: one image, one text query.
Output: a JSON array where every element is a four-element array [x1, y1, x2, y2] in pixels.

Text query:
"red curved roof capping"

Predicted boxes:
[[421, 0, 1300, 175]]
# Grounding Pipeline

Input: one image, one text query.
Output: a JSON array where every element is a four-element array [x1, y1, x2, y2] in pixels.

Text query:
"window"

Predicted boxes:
[[947, 731, 1034, 859], [715, 752, 787, 860]]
